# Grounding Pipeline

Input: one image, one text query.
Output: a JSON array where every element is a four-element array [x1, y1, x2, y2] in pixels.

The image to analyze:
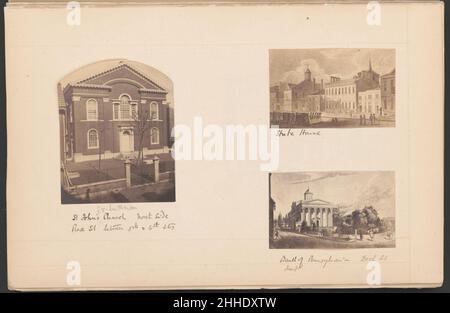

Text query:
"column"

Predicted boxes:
[[306, 208, 311, 226], [318, 209, 322, 227], [311, 208, 316, 227], [322, 208, 327, 227], [124, 158, 131, 187], [153, 155, 160, 183]]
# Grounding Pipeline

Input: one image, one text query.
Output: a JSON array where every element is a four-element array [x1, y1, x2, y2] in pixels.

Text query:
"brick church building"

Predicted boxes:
[[58, 60, 172, 163]]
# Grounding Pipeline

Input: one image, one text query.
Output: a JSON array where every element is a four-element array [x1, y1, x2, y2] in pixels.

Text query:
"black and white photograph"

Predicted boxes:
[[59, 59, 175, 204], [270, 49, 396, 128], [269, 171, 396, 249]]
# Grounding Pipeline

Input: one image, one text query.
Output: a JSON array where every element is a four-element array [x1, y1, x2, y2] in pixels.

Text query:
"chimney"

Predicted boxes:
[[321, 79, 324, 90]]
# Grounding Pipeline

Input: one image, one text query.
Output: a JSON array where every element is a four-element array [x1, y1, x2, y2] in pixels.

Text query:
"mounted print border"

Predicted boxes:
[[59, 59, 176, 204], [270, 48, 396, 128]]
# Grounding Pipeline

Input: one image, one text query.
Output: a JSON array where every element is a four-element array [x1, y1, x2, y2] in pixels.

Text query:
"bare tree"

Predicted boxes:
[[97, 125, 106, 170], [132, 107, 152, 166]]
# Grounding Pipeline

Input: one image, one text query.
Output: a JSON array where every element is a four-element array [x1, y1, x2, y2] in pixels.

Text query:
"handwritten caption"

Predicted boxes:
[[279, 254, 388, 271], [275, 129, 321, 137], [71, 205, 175, 233]]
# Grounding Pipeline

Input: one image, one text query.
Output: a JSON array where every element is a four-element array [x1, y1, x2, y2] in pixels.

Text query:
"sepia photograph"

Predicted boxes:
[[59, 59, 175, 204], [3, 1, 445, 293], [269, 171, 396, 249], [270, 48, 395, 128]]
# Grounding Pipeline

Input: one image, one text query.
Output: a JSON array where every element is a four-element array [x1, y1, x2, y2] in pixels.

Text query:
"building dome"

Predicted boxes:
[[304, 188, 313, 201]]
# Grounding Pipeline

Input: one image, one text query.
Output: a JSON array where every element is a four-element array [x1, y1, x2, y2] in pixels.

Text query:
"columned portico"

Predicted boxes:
[[301, 206, 334, 228], [293, 189, 337, 231]]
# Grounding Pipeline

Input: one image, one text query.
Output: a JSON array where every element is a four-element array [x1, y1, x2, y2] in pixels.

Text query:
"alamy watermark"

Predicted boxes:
[[366, 261, 382, 286], [367, 1, 381, 26], [66, 260, 81, 286], [171, 117, 279, 171], [66, 2, 81, 26]]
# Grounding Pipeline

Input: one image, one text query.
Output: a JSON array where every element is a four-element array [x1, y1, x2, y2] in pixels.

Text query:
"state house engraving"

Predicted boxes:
[[269, 172, 396, 249], [59, 59, 175, 204], [270, 49, 396, 128]]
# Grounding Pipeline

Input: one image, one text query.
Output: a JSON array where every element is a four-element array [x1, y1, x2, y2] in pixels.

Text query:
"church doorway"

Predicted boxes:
[[120, 129, 134, 153]]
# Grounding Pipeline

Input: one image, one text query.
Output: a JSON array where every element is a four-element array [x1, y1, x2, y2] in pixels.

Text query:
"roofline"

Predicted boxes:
[[325, 79, 357, 87], [75, 62, 167, 92], [69, 83, 113, 90], [301, 198, 333, 205]]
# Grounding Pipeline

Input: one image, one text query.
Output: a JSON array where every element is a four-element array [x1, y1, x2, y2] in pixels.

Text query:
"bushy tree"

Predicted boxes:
[[350, 206, 384, 234], [334, 211, 354, 234], [352, 210, 367, 231], [362, 206, 380, 228]]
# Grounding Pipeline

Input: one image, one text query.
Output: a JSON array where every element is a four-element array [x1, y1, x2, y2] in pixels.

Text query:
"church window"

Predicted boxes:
[[87, 129, 98, 149], [86, 99, 98, 120], [150, 101, 159, 120], [116, 94, 137, 120], [151, 127, 160, 145]]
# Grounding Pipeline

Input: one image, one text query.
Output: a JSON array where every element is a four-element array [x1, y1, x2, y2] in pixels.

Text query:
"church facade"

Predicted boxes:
[[59, 61, 171, 163], [287, 188, 338, 232]]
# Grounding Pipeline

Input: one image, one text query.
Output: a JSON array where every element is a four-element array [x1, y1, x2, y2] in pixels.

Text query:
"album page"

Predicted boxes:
[[5, 2, 444, 289]]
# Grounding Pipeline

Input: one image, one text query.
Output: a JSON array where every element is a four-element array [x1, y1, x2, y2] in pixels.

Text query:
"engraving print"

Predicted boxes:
[[269, 172, 396, 249], [270, 49, 396, 128], [59, 59, 175, 204]]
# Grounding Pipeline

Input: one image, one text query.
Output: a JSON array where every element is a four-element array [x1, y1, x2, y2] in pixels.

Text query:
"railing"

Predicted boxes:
[[61, 163, 74, 190], [270, 112, 322, 126]]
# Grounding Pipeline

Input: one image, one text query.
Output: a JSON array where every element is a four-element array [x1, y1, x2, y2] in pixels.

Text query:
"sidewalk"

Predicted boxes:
[[321, 112, 395, 122]]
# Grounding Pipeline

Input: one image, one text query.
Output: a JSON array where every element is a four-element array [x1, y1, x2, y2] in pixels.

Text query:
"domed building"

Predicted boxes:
[[287, 188, 338, 232]]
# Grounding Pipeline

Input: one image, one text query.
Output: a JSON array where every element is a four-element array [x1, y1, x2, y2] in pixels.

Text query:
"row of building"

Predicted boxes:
[[270, 59, 395, 117]]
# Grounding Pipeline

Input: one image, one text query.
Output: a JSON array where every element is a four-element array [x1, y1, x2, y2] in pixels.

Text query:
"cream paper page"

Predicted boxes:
[[6, 3, 443, 289]]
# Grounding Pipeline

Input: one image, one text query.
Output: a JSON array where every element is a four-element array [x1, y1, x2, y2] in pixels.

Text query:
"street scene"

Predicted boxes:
[[269, 171, 396, 249], [270, 49, 396, 128]]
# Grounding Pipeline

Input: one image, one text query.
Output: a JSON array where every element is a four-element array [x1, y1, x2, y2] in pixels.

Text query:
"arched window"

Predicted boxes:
[[120, 95, 131, 119], [86, 99, 98, 120], [120, 95, 130, 105], [87, 129, 99, 149], [150, 127, 160, 145], [150, 101, 159, 120]]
